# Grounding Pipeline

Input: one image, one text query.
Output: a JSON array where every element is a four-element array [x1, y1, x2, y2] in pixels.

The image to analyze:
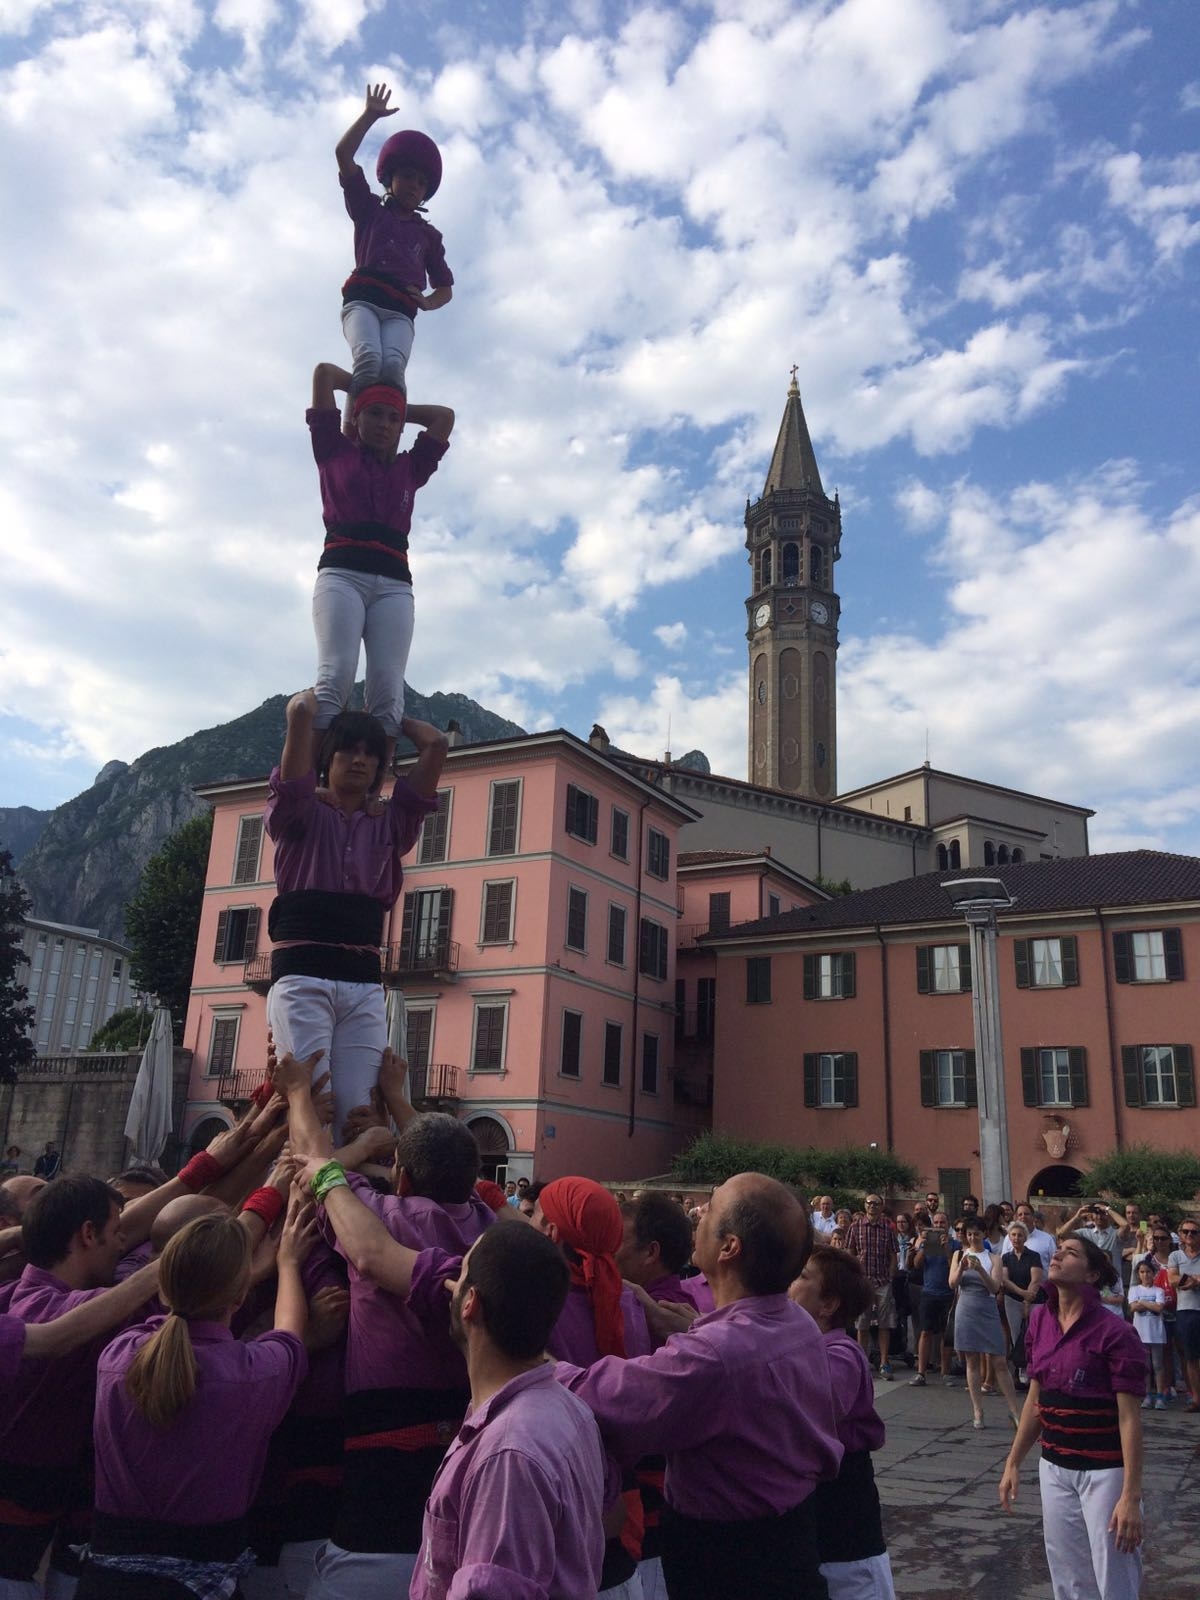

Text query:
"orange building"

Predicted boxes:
[[704, 851, 1200, 1210]]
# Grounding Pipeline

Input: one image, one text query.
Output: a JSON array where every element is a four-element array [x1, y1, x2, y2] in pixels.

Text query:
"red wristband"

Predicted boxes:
[[178, 1151, 223, 1192], [241, 1187, 285, 1230], [250, 1078, 274, 1109]]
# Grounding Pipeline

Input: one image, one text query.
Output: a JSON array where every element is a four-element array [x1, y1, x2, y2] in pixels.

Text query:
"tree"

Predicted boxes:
[[124, 812, 213, 1042], [813, 874, 854, 898], [86, 1005, 152, 1054], [0, 849, 36, 1083], [672, 1131, 918, 1209], [1083, 1144, 1200, 1223]]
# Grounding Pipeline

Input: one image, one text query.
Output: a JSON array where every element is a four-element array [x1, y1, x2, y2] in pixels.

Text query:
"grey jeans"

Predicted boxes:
[[312, 567, 414, 737]]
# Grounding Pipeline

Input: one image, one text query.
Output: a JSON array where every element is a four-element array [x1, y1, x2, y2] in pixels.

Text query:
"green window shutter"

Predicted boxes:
[[803, 1054, 818, 1108], [1014, 940, 1031, 988], [959, 942, 972, 993], [1061, 936, 1079, 987], [400, 894, 416, 960], [1121, 1045, 1142, 1107], [963, 1050, 978, 1108], [213, 909, 229, 963], [1164, 928, 1184, 981], [1020, 1048, 1039, 1107], [843, 1053, 859, 1108], [1112, 933, 1132, 984], [803, 955, 816, 1000], [919, 1051, 935, 1108], [842, 953, 856, 1000], [916, 946, 931, 994], [1068, 1047, 1088, 1107], [1176, 1044, 1196, 1108]]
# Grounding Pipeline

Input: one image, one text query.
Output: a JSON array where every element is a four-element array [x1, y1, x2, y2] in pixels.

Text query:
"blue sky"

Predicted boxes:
[[1, 0, 1198, 855]]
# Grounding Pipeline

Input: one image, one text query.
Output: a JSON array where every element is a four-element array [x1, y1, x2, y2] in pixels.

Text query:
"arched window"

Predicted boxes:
[[782, 542, 800, 584], [996, 844, 1010, 865], [949, 839, 962, 869], [759, 545, 773, 589], [936, 844, 949, 870], [810, 545, 825, 587], [1011, 847, 1023, 864], [984, 841, 995, 866]]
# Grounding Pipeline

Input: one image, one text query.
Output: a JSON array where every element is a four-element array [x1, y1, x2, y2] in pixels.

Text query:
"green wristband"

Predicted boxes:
[[311, 1161, 349, 1203]]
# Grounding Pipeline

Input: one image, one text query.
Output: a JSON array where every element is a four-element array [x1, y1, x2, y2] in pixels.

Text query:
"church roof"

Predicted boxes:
[[763, 374, 825, 499], [705, 851, 1200, 940]]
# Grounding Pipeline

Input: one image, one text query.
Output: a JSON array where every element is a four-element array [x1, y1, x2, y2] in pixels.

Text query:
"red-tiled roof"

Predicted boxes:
[[707, 851, 1200, 940]]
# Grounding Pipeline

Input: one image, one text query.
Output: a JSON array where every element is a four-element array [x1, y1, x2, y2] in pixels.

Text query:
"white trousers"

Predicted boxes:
[[1039, 1460, 1142, 1600], [0, 1581, 40, 1600], [820, 1552, 897, 1600], [599, 1578, 644, 1600], [267, 975, 386, 1143], [312, 569, 414, 738], [341, 302, 415, 395], [243, 1540, 325, 1600], [304, 1541, 416, 1600], [637, 1556, 666, 1599]]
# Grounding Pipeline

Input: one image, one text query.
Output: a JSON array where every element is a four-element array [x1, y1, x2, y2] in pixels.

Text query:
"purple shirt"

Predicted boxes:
[[323, 1178, 493, 1393], [824, 1329, 885, 1455], [1026, 1283, 1148, 1400], [558, 1294, 843, 1520], [410, 1364, 605, 1600], [94, 1321, 306, 1523], [114, 1240, 153, 1283], [307, 407, 448, 550], [0, 1265, 139, 1468], [266, 767, 436, 908], [0, 1314, 24, 1388], [341, 165, 453, 290], [674, 1273, 715, 1316], [546, 1283, 652, 1366]]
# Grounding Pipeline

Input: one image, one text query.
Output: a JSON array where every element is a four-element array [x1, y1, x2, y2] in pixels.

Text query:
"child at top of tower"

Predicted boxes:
[[336, 82, 453, 428]]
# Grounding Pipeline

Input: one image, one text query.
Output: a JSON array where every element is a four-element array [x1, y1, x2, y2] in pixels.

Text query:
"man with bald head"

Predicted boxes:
[[557, 1173, 843, 1599], [0, 1176, 46, 1218]]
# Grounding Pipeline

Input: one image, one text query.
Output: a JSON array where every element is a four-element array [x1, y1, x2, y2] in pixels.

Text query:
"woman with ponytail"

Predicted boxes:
[[78, 1196, 314, 1600]]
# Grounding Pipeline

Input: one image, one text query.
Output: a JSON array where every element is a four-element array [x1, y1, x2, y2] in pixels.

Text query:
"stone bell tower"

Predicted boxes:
[[746, 371, 842, 798]]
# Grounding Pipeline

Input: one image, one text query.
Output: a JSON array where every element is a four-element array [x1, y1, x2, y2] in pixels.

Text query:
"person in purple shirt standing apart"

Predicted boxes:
[[264, 688, 445, 1139], [77, 1204, 312, 1600], [1000, 1233, 1148, 1600], [558, 1173, 843, 1600]]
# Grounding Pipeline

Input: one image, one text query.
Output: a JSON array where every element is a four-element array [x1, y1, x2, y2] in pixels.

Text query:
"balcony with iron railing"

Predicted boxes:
[[406, 1062, 461, 1107], [211, 1066, 268, 1105], [383, 939, 460, 984], [243, 953, 272, 993], [677, 921, 728, 950]]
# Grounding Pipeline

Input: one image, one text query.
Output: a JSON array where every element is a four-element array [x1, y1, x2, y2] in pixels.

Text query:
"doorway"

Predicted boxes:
[[467, 1115, 511, 1182]]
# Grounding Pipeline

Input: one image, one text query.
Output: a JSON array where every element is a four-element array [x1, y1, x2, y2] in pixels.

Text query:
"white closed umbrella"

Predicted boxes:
[[385, 987, 406, 1056], [124, 1007, 175, 1162]]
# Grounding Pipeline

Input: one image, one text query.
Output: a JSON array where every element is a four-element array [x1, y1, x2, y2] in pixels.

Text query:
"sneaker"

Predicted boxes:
[[908, 1373, 926, 1387], [1154, 1396, 1167, 1411], [1141, 1396, 1153, 1409], [1018, 1369, 1029, 1385], [881, 1364, 894, 1381]]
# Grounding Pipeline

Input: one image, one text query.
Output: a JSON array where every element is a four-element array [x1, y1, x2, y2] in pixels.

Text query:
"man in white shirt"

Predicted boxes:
[[810, 1196, 838, 1237]]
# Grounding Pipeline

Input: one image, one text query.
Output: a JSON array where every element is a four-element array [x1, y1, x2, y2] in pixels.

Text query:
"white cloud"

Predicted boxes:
[[1103, 151, 1200, 261], [654, 622, 688, 649]]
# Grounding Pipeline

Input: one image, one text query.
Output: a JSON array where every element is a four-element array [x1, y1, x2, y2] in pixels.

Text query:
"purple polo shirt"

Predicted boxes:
[[1026, 1283, 1147, 1400], [94, 1321, 306, 1523], [410, 1364, 605, 1600], [0, 1265, 142, 1469], [558, 1294, 843, 1520], [266, 767, 436, 907], [0, 1314, 24, 1388], [546, 1283, 652, 1366], [674, 1273, 715, 1315], [308, 407, 448, 582], [323, 1178, 493, 1393], [341, 165, 453, 291], [824, 1329, 885, 1455], [114, 1240, 153, 1283]]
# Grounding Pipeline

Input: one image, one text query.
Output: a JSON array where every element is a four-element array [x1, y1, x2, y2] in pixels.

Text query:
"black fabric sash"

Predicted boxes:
[[88, 1511, 249, 1564], [269, 891, 384, 985], [0, 1457, 74, 1580], [812, 1449, 887, 1562], [660, 1498, 828, 1600], [318, 522, 413, 584], [335, 1386, 469, 1555], [1038, 1388, 1123, 1471]]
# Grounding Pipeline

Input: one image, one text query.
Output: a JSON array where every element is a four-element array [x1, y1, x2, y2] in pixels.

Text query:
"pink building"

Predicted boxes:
[[182, 730, 699, 1181], [704, 851, 1200, 1212]]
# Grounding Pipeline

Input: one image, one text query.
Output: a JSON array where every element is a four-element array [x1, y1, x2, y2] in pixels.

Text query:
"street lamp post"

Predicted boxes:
[[941, 879, 1016, 1207]]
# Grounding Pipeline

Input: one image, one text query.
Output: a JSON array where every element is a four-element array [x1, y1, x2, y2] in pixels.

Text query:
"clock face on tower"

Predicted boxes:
[[810, 601, 829, 625], [754, 603, 771, 628]]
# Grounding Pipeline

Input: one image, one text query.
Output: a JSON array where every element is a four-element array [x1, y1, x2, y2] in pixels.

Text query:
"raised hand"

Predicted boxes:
[[311, 1070, 335, 1128], [306, 1285, 351, 1352], [279, 1187, 320, 1269], [270, 1048, 326, 1101], [364, 82, 398, 121]]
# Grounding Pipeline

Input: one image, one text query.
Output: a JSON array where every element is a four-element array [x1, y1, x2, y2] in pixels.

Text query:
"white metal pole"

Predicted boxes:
[[966, 908, 1013, 1206]]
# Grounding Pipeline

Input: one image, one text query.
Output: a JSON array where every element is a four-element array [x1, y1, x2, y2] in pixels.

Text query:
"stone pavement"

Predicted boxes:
[[870, 1375, 1200, 1600]]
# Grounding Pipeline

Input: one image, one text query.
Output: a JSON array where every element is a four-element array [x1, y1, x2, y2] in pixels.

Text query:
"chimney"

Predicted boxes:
[[445, 719, 463, 749], [589, 723, 610, 752]]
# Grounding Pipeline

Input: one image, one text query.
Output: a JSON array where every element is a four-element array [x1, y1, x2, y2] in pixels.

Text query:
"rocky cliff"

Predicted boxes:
[[14, 686, 525, 942], [0, 806, 53, 866]]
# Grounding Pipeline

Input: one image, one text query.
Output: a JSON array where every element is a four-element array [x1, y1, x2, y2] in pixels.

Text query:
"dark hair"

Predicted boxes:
[[716, 1189, 809, 1296], [23, 1176, 123, 1269], [523, 1179, 546, 1206], [806, 1245, 875, 1327], [463, 1223, 569, 1358], [111, 1164, 167, 1190], [622, 1193, 694, 1276], [396, 1113, 479, 1203], [317, 712, 388, 793], [1062, 1232, 1118, 1290]]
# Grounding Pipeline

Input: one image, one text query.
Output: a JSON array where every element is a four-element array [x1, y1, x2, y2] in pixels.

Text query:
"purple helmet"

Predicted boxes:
[[376, 130, 442, 199]]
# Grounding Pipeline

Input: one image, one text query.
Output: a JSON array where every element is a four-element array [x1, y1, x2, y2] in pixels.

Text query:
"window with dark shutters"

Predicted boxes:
[[607, 904, 627, 965], [647, 828, 670, 880], [610, 808, 630, 860], [639, 919, 668, 980], [487, 781, 520, 856], [603, 1022, 622, 1087], [418, 790, 451, 864], [709, 893, 731, 933], [560, 1011, 583, 1078], [207, 1016, 238, 1076], [641, 1034, 660, 1094], [565, 784, 599, 844], [1114, 928, 1183, 984], [472, 1005, 507, 1072], [214, 906, 258, 964], [232, 817, 263, 885], [566, 888, 588, 952], [481, 882, 514, 943], [746, 957, 772, 1004], [804, 951, 855, 999]]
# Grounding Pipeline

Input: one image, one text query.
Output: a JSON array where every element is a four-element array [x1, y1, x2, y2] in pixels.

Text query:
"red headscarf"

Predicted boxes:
[[351, 384, 407, 424], [539, 1177, 626, 1357], [474, 1179, 509, 1215]]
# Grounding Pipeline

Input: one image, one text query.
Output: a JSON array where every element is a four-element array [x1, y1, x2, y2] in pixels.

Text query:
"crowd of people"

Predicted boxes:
[[4, 1082, 1197, 1600]]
